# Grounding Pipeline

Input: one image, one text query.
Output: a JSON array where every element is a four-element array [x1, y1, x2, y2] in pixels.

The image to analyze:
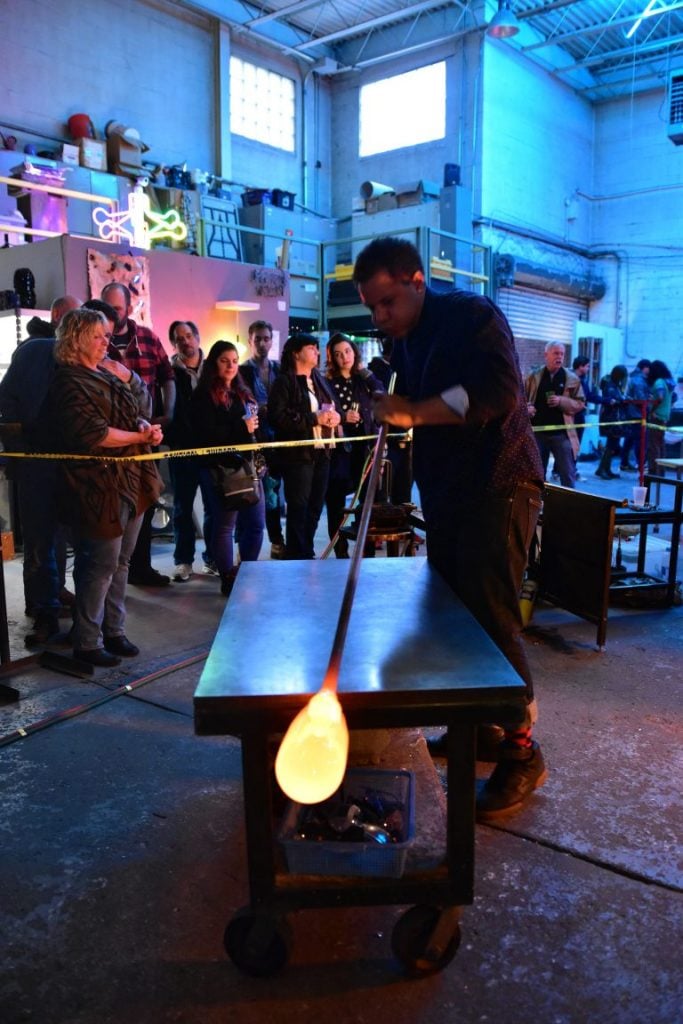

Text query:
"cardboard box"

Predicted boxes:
[[61, 143, 79, 166], [396, 180, 440, 207], [377, 193, 398, 212], [78, 138, 107, 171], [107, 134, 143, 172]]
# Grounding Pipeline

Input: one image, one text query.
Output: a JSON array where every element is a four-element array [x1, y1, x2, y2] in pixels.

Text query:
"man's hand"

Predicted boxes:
[[373, 395, 415, 429]]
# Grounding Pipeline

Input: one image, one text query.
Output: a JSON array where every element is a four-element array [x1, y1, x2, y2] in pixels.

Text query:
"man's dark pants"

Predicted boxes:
[[425, 481, 542, 703]]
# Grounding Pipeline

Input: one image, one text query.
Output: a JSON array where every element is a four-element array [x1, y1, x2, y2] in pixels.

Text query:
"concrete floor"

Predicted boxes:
[[1, 467, 682, 1024]]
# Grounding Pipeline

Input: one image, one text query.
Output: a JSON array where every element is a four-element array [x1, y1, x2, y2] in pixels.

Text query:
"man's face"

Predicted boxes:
[[173, 323, 200, 362], [545, 345, 565, 373], [103, 288, 130, 332], [575, 362, 588, 378], [249, 328, 273, 361], [357, 270, 425, 338]]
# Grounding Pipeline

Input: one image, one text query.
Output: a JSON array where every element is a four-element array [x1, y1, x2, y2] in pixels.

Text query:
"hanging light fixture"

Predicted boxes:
[[487, 0, 521, 39]]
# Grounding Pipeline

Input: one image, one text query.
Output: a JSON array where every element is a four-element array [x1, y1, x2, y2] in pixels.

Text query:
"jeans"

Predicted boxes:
[[17, 462, 66, 616], [536, 433, 576, 488], [425, 481, 542, 704], [72, 504, 143, 651], [282, 454, 330, 559], [169, 457, 213, 566], [201, 469, 265, 574]]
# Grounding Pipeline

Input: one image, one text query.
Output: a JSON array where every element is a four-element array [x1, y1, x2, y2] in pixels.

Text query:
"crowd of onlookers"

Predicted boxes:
[[0, 296, 679, 666], [525, 342, 680, 487], [0, 299, 406, 663]]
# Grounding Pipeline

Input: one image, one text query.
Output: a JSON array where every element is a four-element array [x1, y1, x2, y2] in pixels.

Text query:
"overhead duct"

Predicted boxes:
[[494, 253, 606, 301]]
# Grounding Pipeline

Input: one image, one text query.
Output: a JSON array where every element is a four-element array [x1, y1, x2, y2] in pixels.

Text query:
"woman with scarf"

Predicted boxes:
[[49, 308, 163, 666]]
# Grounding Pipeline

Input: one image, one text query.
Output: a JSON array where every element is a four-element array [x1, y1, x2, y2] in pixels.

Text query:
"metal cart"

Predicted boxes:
[[194, 558, 526, 976]]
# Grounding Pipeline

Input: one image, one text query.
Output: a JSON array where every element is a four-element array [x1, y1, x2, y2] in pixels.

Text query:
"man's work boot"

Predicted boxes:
[[426, 724, 505, 762], [475, 741, 547, 822]]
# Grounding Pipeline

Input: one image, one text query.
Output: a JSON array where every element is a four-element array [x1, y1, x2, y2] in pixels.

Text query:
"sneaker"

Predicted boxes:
[[173, 563, 193, 582], [270, 543, 287, 560], [202, 562, 219, 576], [475, 741, 547, 821]]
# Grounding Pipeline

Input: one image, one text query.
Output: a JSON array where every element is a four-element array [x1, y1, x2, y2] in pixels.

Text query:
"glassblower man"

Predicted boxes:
[[353, 236, 547, 820]]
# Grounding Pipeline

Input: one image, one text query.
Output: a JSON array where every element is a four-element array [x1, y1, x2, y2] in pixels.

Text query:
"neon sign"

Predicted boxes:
[[92, 185, 187, 249]]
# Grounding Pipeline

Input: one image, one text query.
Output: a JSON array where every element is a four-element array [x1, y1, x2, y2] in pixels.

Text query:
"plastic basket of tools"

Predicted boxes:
[[278, 767, 415, 878]]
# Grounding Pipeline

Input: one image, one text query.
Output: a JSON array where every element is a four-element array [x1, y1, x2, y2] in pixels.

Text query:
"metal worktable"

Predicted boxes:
[[194, 558, 527, 975]]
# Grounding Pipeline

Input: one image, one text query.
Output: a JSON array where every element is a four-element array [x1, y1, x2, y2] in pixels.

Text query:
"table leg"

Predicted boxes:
[[241, 729, 277, 906], [444, 723, 476, 904]]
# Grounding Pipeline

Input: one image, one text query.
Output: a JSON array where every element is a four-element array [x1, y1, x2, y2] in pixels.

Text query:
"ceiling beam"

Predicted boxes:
[[292, 0, 457, 52], [245, 0, 324, 28], [554, 29, 683, 72], [523, 0, 683, 53]]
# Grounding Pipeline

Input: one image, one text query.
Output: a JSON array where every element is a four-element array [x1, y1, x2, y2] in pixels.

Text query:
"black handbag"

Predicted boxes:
[[209, 456, 260, 509]]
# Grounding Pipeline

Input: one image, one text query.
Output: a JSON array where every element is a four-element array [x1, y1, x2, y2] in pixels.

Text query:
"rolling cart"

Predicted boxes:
[[194, 558, 526, 976]]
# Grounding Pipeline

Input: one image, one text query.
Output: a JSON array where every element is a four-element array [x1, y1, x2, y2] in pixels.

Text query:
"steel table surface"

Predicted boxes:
[[194, 559, 527, 915]]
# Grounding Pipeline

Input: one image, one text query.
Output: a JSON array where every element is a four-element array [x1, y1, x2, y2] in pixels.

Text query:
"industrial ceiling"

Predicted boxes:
[[186, 0, 683, 101]]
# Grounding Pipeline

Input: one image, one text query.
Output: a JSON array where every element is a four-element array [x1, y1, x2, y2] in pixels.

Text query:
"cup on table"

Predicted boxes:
[[632, 486, 647, 507]]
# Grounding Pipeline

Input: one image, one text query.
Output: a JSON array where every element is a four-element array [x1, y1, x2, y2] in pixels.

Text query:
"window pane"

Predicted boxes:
[[230, 56, 295, 153], [359, 63, 445, 157]]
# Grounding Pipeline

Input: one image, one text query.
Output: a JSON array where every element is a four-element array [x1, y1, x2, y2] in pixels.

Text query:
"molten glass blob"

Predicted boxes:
[[274, 689, 349, 805]]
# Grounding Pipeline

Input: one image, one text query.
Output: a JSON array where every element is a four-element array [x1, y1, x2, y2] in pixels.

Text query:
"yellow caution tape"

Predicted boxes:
[[0, 432, 409, 462], [0, 418, 680, 462]]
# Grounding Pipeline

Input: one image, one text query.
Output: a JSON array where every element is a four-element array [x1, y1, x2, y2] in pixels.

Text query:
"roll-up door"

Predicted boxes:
[[497, 285, 589, 345]]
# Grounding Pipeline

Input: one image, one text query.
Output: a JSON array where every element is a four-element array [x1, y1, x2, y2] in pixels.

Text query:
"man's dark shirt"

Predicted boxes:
[[391, 288, 543, 524]]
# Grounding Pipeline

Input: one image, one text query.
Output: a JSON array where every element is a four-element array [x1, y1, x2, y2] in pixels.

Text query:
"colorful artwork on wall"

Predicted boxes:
[[87, 248, 152, 328]]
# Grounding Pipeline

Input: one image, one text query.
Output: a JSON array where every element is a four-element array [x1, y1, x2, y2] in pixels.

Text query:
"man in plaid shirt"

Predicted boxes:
[[101, 282, 176, 586]]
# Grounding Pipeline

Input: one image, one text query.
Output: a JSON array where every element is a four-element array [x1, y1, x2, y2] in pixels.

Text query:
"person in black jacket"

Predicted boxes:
[[167, 320, 215, 580], [239, 320, 286, 558], [267, 334, 340, 559], [190, 341, 265, 595]]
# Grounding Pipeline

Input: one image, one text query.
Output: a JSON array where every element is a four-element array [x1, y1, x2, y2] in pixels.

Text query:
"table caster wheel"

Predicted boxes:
[[391, 904, 461, 976], [224, 907, 292, 977]]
